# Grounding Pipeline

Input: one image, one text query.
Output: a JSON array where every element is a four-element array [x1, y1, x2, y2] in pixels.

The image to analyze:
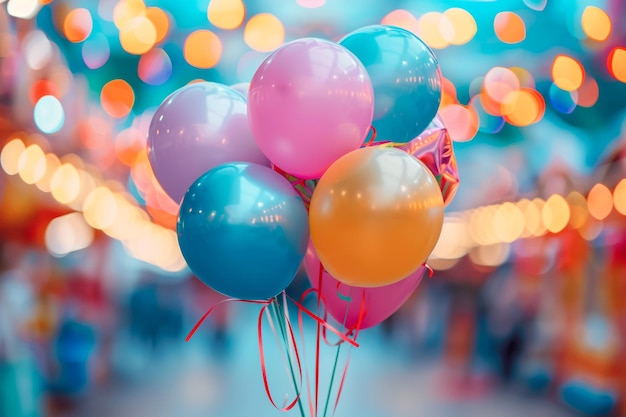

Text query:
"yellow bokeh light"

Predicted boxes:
[[417, 12, 453, 49], [83, 187, 118, 230], [35, 153, 61, 193], [587, 183, 613, 220], [113, 0, 146, 30], [1, 138, 26, 175], [608, 47, 626, 83], [443, 8, 477, 45], [469, 243, 510, 267], [184, 30, 222, 68], [50, 163, 80, 204], [493, 202, 525, 243], [45, 212, 94, 257], [119, 15, 157, 55], [494, 12, 526, 44], [542, 194, 570, 234], [566, 191, 588, 229], [208, 0, 245, 30], [431, 217, 470, 259], [17, 144, 46, 185], [552, 55, 585, 91], [613, 179, 626, 216], [581, 6, 612, 42], [145, 7, 170, 44], [381, 9, 419, 34], [244, 13, 285, 52]]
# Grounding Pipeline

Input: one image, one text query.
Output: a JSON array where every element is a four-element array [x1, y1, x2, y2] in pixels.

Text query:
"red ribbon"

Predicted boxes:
[[185, 297, 303, 412]]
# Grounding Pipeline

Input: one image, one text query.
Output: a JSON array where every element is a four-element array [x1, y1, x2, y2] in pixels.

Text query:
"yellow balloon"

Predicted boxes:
[[309, 146, 444, 287]]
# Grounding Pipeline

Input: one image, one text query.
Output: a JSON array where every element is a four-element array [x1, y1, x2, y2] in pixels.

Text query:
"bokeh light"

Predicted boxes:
[[587, 183, 613, 220], [483, 67, 520, 107], [244, 13, 285, 52], [1, 138, 26, 176], [417, 12, 453, 49], [83, 186, 118, 230], [138, 48, 172, 85], [184, 30, 222, 68], [29, 80, 60, 105], [33, 95, 65, 134], [17, 144, 46, 185], [614, 179, 626, 216], [7, 0, 40, 19], [50, 163, 80, 204], [542, 194, 570, 234], [439, 104, 479, 142], [576, 75, 599, 107], [552, 55, 585, 91], [63, 8, 93, 43], [113, 0, 146, 30], [567, 191, 588, 229], [494, 12, 526, 44], [502, 88, 545, 126], [608, 47, 626, 83], [549, 83, 578, 114], [443, 8, 477, 45], [119, 15, 157, 55], [207, 0, 245, 30], [82, 33, 111, 69], [23, 30, 53, 71], [145, 7, 170, 44], [381, 9, 419, 34], [581, 6, 612, 42], [45, 212, 94, 257], [100, 79, 135, 119]]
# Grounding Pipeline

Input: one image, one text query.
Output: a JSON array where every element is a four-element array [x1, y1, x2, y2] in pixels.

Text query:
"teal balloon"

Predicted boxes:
[[177, 162, 309, 300], [340, 25, 442, 143]]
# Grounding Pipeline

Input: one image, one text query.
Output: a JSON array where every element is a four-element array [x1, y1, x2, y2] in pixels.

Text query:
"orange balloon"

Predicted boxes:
[[309, 146, 444, 287]]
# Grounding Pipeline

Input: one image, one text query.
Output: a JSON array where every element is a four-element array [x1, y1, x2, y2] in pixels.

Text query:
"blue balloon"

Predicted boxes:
[[177, 162, 309, 300], [340, 25, 442, 143]]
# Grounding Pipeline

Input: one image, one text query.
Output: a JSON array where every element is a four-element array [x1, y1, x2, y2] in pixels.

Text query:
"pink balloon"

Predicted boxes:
[[248, 38, 374, 179], [148, 82, 270, 203], [304, 241, 425, 330]]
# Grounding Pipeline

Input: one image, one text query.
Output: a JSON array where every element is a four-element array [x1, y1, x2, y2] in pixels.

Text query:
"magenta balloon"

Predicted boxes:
[[148, 82, 270, 203], [248, 38, 374, 179], [304, 241, 425, 330]]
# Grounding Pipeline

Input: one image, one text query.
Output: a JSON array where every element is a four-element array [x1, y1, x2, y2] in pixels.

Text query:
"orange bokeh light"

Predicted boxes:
[[494, 12, 526, 44], [63, 8, 93, 43], [100, 79, 135, 119], [184, 30, 222, 68], [607, 47, 626, 83], [145, 7, 170, 44]]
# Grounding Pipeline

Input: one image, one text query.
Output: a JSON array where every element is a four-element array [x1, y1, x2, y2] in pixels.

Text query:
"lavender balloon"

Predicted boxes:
[[148, 82, 270, 203]]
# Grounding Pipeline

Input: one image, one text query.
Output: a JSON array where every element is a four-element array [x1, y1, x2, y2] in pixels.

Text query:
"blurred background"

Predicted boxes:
[[1, 0, 626, 416]]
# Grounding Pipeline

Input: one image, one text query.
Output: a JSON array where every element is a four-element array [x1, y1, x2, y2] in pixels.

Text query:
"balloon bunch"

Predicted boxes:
[[147, 24, 458, 415]]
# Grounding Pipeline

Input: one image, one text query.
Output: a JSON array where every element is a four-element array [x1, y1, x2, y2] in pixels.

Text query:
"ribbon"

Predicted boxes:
[[185, 297, 303, 413]]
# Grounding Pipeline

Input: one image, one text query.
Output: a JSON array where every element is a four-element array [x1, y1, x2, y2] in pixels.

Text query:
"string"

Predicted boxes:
[[270, 298, 307, 417], [322, 285, 352, 417]]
